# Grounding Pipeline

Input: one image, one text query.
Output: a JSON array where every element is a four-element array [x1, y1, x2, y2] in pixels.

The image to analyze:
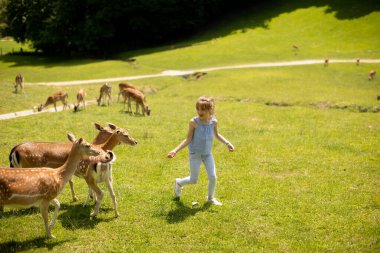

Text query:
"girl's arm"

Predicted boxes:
[[167, 119, 196, 158], [214, 122, 235, 152]]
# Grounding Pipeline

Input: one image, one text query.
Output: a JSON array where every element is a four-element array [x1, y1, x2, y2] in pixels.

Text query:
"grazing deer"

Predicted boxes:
[[14, 74, 24, 94], [368, 70, 376, 80], [8, 123, 137, 217], [97, 83, 112, 106], [0, 132, 114, 238], [38, 91, 69, 112], [73, 88, 86, 112], [9, 123, 114, 201], [117, 82, 136, 102], [122, 87, 151, 116]]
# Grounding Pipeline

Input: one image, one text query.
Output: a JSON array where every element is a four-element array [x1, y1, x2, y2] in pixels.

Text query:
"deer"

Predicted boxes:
[[97, 83, 112, 106], [73, 88, 86, 112], [0, 132, 114, 238], [8, 123, 114, 202], [38, 91, 69, 112], [117, 82, 136, 102], [121, 87, 151, 116], [368, 70, 376, 80], [14, 74, 24, 94], [8, 123, 137, 217], [182, 72, 207, 80], [75, 123, 137, 217], [324, 58, 329, 67]]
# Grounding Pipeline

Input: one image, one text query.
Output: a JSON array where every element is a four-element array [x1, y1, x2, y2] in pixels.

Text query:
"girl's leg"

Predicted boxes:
[[203, 154, 217, 199], [177, 154, 202, 186]]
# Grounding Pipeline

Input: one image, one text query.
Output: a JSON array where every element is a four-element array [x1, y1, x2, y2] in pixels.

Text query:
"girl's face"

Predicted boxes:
[[197, 107, 211, 120]]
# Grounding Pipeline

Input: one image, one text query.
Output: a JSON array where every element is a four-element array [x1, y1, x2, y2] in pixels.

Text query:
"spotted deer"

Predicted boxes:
[[14, 74, 24, 94], [9, 123, 114, 202], [73, 88, 86, 112], [121, 87, 151, 116], [97, 83, 112, 106], [0, 132, 114, 238], [8, 123, 137, 217], [38, 91, 69, 112]]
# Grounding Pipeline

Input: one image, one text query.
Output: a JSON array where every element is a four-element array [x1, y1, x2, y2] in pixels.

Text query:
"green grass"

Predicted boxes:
[[0, 0, 379, 252]]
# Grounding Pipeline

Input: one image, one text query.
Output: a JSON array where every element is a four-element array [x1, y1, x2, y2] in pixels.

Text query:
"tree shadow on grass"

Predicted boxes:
[[58, 202, 114, 230], [1, 0, 379, 68], [0, 237, 72, 253], [166, 198, 215, 224]]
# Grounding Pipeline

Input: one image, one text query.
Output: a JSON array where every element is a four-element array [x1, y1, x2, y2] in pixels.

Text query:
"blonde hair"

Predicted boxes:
[[196, 96, 215, 115]]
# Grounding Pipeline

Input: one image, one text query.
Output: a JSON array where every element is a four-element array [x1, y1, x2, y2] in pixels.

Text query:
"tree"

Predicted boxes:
[[4, 0, 253, 56]]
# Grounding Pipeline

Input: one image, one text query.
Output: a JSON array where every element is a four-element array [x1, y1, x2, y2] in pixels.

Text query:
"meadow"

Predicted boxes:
[[0, 0, 379, 252]]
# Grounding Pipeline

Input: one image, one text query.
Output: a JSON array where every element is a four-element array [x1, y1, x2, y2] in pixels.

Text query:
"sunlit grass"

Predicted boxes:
[[0, 1, 379, 252]]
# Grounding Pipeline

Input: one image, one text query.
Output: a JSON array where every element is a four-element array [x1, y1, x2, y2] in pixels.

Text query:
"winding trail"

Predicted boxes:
[[1, 59, 379, 120]]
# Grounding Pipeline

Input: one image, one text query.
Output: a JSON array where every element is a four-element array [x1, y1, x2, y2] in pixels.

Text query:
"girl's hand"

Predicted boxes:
[[167, 151, 176, 158], [227, 143, 235, 152]]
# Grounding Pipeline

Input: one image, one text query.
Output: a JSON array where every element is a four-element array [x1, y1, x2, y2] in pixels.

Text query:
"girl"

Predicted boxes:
[[167, 96, 234, 205]]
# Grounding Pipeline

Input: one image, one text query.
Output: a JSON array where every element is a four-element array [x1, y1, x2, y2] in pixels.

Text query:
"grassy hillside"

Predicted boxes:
[[0, 0, 379, 252]]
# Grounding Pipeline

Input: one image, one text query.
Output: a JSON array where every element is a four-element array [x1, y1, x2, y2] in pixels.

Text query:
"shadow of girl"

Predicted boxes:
[[166, 199, 213, 224]]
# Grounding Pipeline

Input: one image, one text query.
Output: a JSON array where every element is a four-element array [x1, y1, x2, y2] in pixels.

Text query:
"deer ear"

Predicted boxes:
[[108, 123, 117, 130], [94, 123, 103, 131], [67, 132, 76, 143], [78, 138, 83, 144]]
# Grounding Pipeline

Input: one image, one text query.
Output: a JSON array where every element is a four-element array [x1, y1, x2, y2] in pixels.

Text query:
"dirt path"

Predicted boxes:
[[1, 59, 379, 120]]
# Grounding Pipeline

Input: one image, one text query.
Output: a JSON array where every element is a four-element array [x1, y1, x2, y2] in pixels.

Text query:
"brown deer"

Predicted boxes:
[[76, 123, 137, 217], [73, 88, 86, 112], [97, 83, 112, 106], [0, 132, 114, 238], [122, 87, 151, 116], [117, 82, 136, 102], [8, 123, 137, 217], [368, 70, 376, 80], [14, 74, 24, 94], [324, 58, 329, 67], [9, 123, 113, 202], [38, 91, 69, 112]]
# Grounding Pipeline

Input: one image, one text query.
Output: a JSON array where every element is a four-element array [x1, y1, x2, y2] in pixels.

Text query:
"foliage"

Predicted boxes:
[[3, 0, 255, 56]]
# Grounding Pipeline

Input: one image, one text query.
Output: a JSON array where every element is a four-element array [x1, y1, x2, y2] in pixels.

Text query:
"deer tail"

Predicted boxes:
[[9, 145, 21, 167]]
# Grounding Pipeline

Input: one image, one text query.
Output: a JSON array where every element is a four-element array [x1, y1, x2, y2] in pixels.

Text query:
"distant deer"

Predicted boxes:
[[324, 58, 329, 67], [97, 83, 112, 106], [0, 132, 113, 238], [121, 87, 151, 116], [73, 88, 86, 112], [117, 82, 136, 102], [8, 123, 137, 217], [38, 91, 69, 112], [182, 72, 207, 80], [14, 74, 24, 94], [356, 58, 360, 65], [368, 70, 376, 80]]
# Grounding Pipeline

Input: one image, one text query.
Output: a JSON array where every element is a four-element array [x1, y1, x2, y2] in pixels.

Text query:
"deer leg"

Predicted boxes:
[[69, 179, 78, 202], [40, 200, 55, 238], [128, 97, 132, 113], [135, 102, 139, 114], [84, 176, 104, 217], [105, 165, 119, 217], [54, 102, 57, 112], [48, 199, 60, 232]]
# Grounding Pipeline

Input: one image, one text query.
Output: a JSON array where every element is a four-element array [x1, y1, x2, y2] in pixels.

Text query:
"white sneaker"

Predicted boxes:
[[174, 178, 182, 197], [207, 198, 222, 206]]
